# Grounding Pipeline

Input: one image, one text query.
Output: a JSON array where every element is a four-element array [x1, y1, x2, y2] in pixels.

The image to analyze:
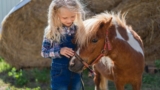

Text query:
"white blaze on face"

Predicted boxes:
[[69, 48, 80, 66], [113, 19, 144, 56]]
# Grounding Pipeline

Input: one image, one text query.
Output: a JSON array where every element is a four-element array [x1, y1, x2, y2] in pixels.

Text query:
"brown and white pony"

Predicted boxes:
[[69, 12, 145, 90]]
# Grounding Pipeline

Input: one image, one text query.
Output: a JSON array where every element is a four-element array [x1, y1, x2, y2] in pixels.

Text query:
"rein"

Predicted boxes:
[[74, 53, 95, 76], [74, 30, 112, 76]]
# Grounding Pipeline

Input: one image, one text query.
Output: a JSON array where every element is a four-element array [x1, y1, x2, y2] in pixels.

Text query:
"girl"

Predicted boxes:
[[41, 0, 85, 90]]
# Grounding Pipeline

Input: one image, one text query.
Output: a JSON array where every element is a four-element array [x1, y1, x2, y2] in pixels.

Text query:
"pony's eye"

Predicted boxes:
[[91, 38, 98, 43]]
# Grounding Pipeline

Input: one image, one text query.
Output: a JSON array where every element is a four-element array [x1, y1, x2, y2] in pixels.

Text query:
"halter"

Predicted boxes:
[[74, 30, 112, 76]]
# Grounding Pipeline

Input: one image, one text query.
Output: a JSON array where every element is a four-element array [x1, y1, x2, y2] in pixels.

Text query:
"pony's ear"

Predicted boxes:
[[98, 17, 112, 37], [99, 17, 112, 29], [105, 17, 112, 28]]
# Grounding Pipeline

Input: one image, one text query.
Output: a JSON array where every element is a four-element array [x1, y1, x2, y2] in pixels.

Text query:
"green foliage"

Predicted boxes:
[[142, 73, 160, 90], [8, 68, 28, 86], [33, 68, 50, 83], [6, 67, 50, 87], [0, 57, 11, 72], [155, 59, 160, 69], [0, 56, 160, 90], [143, 73, 156, 84]]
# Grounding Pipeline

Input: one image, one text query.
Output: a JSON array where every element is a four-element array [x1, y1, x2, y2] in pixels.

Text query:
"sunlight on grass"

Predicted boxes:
[[0, 57, 11, 72], [0, 79, 8, 85]]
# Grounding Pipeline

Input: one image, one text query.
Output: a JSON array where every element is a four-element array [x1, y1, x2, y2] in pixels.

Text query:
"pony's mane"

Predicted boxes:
[[76, 12, 127, 47]]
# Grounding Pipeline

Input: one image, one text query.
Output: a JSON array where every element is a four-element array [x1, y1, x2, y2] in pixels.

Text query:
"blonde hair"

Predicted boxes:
[[45, 0, 85, 43]]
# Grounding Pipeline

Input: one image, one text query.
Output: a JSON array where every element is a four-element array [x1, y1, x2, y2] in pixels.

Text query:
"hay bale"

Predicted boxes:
[[82, 0, 122, 13], [83, 0, 160, 66], [0, 0, 52, 69]]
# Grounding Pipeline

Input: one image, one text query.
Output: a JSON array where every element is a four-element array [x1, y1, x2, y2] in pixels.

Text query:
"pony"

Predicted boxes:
[[69, 12, 145, 90]]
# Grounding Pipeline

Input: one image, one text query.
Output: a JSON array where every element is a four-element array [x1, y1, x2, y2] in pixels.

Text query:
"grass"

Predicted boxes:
[[0, 57, 160, 90], [0, 57, 50, 90]]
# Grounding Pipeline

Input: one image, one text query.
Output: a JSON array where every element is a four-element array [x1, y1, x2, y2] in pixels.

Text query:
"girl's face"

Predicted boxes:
[[58, 7, 76, 27]]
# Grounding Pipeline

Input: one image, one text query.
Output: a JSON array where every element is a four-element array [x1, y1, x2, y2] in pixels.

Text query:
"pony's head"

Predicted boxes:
[[69, 12, 116, 73]]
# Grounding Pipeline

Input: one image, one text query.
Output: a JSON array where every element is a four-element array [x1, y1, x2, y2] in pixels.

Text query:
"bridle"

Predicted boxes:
[[74, 30, 112, 76]]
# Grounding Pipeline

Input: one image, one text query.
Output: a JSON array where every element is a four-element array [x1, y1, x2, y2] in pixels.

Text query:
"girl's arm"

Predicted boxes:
[[41, 37, 61, 59]]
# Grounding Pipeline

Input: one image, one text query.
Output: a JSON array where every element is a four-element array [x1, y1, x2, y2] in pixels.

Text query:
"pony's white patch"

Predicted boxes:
[[100, 56, 114, 73], [115, 28, 125, 40], [126, 27, 144, 56], [112, 17, 144, 56], [69, 48, 80, 65], [112, 17, 125, 41], [95, 86, 97, 90]]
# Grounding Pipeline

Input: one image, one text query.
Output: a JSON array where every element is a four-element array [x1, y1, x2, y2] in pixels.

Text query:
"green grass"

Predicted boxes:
[[0, 57, 160, 90], [0, 57, 11, 72], [0, 57, 50, 90]]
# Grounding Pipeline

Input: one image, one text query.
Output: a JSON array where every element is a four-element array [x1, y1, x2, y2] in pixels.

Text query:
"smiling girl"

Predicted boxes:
[[41, 0, 85, 90]]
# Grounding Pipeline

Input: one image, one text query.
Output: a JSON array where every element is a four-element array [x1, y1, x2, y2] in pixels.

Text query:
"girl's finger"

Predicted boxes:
[[66, 50, 74, 56], [64, 53, 70, 58], [67, 53, 74, 57], [65, 48, 74, 52]]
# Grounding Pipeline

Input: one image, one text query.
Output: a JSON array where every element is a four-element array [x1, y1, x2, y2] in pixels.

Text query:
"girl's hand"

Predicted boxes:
[[60, 47, 74, 58]]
